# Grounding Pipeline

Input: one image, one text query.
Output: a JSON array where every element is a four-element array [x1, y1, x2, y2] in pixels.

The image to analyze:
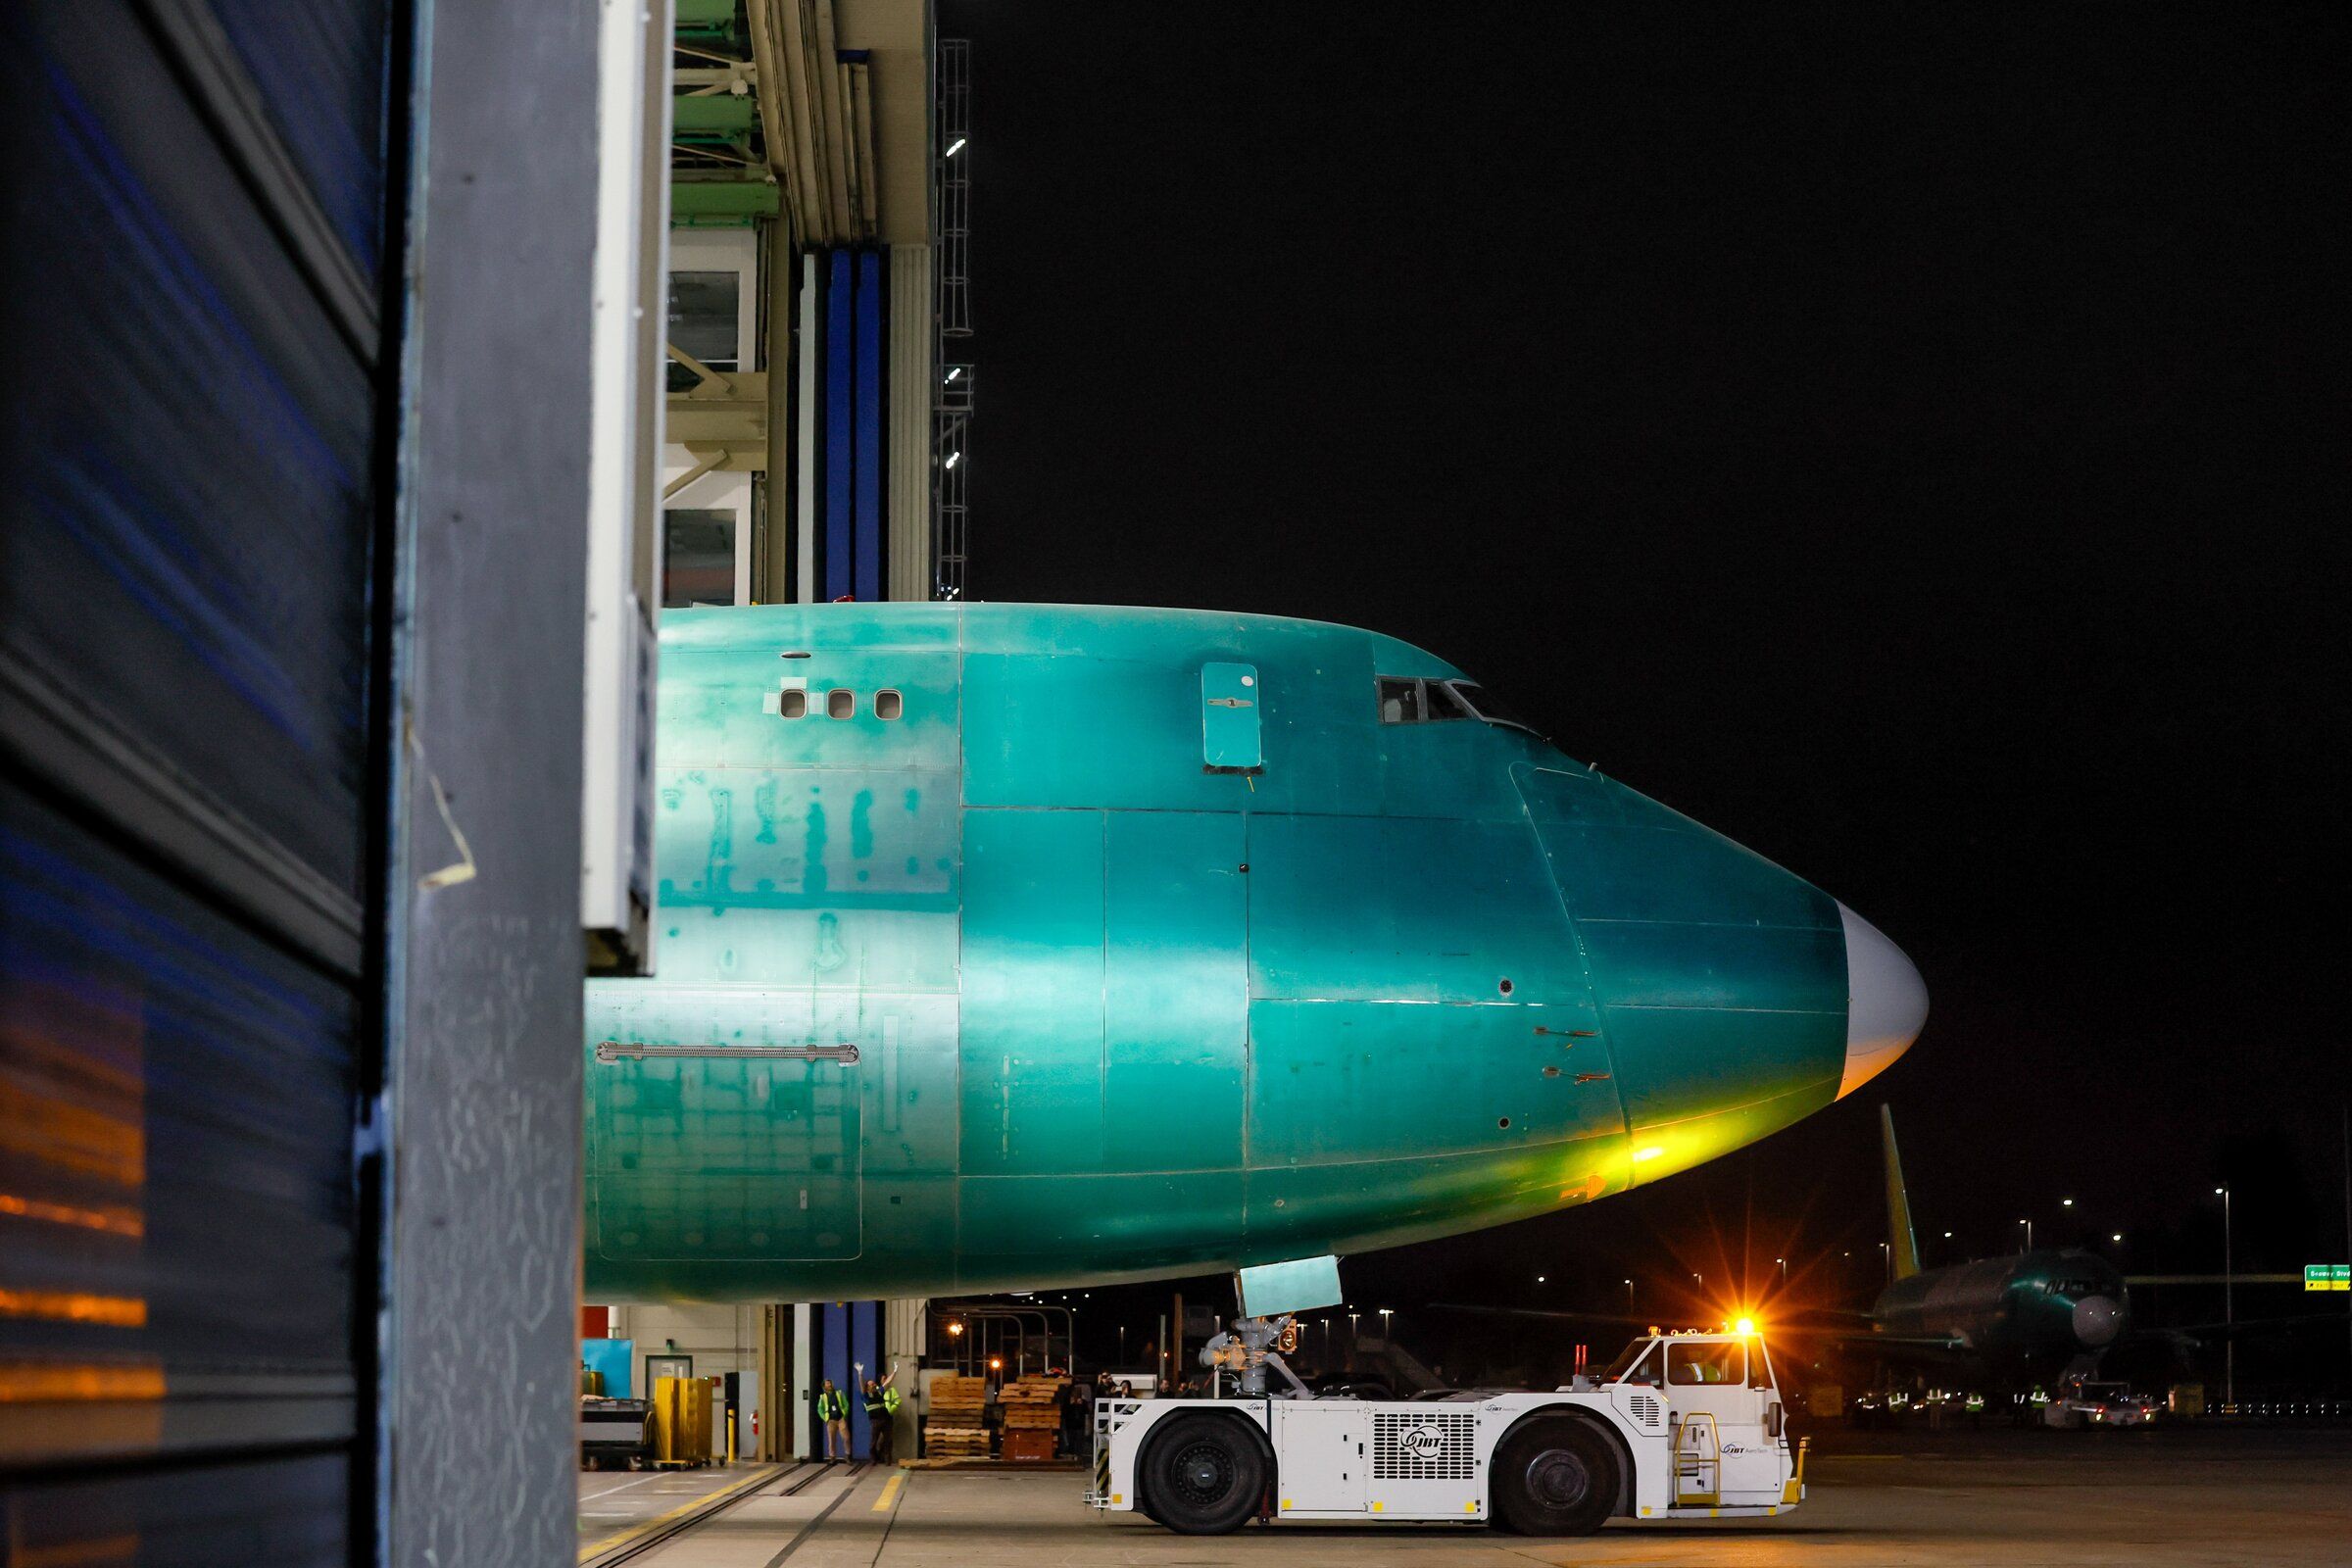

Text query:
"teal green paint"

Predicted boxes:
[[1236, 1255, 1344, 1315], [583, 604, 1858, 1302], [1104, 812, 1247, 1172]]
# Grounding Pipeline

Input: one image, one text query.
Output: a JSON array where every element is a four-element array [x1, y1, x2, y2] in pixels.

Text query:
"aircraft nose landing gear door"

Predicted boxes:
[[1663, 1338, 1780, 1506]]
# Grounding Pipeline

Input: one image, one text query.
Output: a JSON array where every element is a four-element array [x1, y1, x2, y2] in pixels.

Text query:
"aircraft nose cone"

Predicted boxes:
[[1836, 903, 1928, 1099], [2073, 1295, 2126, 1348]]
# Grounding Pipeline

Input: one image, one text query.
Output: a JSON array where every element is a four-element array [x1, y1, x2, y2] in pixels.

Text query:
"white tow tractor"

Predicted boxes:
[[1089, 1316, 1808, 1536]]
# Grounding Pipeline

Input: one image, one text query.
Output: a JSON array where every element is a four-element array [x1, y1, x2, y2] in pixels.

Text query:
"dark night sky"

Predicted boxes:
[[936, 2, 2349, 1351]]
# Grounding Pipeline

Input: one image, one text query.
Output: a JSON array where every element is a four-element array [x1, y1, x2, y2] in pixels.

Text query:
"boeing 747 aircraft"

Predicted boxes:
[[583, 604, 1927, 1301]]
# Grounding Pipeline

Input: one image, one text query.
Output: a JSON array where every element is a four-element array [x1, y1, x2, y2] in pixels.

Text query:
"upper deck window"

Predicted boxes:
[[1377, 678, 1423, 725]]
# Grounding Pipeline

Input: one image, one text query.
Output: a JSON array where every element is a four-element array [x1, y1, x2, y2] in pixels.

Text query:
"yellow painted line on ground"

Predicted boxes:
[[871, 1471, 906, 1512], [579, 1465, 776, 1562]]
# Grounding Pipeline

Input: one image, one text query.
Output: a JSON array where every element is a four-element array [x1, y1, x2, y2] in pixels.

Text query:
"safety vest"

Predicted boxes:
[[863, 1386, 901, 1417], [816, 1389, 846, 1420]]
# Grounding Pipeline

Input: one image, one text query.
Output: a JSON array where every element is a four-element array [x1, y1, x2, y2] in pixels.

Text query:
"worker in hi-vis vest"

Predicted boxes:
[[861, 1372, 902, 1464], [816, 1379, 851, 1460]]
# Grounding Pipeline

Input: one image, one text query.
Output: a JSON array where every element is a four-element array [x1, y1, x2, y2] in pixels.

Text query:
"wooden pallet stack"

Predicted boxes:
[[998, 1375, 1067, 1461], [923, 1375, 989, 1458]]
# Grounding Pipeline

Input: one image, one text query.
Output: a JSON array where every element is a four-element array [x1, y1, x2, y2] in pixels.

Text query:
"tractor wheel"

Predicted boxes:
[[1139, 1414, 1265, 1536], [1492, 1416, 1618, 1537]]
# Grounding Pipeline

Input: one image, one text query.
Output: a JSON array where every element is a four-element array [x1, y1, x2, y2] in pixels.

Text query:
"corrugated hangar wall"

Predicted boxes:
[[0, 0, 392, 1552], [1, 0, 598, 1563]]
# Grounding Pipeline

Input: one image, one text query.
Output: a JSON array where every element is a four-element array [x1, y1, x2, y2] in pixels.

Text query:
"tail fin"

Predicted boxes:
[[1880, 1103, 1922, 1281]]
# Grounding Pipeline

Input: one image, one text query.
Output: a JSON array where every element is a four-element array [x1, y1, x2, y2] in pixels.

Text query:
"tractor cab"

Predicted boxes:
[[1605, 1329, 1790, 1509]]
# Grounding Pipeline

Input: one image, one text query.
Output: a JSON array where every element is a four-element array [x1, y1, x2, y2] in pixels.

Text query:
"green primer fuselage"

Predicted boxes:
[[584, 604, 1854, 1301]]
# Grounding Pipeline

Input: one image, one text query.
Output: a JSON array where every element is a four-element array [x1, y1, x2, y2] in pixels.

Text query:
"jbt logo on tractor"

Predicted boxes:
[[1397, 1426, 1446, 1460]]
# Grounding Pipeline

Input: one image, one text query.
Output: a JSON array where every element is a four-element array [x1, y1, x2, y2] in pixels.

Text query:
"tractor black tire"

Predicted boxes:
[[1138, 1413, 1266, 1536], [1492, 1415, 1619, 1537]]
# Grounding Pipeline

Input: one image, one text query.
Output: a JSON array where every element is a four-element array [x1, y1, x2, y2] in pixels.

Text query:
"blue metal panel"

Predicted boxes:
[[851, 1300, 879, 1454], [1200, 662, 1262, 768], [822, 1301, 852, 1441], [824, 251, 854, 600], [582, 1338, 634, 1398], [854, 251, 883, 603]]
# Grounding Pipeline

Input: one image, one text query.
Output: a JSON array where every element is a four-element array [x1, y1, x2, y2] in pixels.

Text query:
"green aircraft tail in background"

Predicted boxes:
[[1882, 1102, 1923, 1283]]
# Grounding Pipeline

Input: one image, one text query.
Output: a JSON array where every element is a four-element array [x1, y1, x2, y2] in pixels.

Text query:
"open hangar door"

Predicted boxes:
[[3, 0, 614, 1563]]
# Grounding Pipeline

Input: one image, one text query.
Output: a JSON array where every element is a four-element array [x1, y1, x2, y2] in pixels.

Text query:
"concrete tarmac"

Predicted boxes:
[[592, 1428, 2352, 1568]]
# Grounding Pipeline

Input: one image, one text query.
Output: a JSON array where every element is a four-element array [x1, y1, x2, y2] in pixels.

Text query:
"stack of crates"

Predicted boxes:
[[999, 1376, 1066, 1461], [650, 1375, 714, 1466], [923, 1376, 989, 1458]]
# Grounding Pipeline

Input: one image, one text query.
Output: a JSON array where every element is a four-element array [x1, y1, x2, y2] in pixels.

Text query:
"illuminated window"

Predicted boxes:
[[1668, 1341, 1746, 1387], [826, 689, 855, 719], [874, 689, 904, 720]]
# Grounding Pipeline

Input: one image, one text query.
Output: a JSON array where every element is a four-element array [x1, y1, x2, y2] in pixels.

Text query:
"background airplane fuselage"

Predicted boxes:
[[1873, 1249, 2131, 1377], [584, 604, 1887, 1300]]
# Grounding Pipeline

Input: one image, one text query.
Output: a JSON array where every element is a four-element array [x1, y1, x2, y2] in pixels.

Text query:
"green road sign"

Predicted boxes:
[[2305, 1263, 2351, 1291]]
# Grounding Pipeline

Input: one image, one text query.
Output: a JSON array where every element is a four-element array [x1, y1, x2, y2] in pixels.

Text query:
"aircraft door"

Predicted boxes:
[[1662, 1340, 1779, 1505]]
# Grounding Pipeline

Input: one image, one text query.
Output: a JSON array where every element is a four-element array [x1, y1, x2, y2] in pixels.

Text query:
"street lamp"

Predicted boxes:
[[1775, 1257, 1787, 1285], [1378, 1307, 1395, 1342], [2215, 1185, 2233, 1409], [2020, 1218, 2033, 1252], [1624, 1279, 1635, 1310]]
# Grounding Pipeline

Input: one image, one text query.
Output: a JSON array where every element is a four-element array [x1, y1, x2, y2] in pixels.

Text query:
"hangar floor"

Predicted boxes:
[[581, 1427, 2352, 1567]]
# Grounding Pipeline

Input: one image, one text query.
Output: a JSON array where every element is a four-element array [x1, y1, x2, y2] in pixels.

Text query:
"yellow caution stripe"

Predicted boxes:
[[871, 1472, 906, 1512]]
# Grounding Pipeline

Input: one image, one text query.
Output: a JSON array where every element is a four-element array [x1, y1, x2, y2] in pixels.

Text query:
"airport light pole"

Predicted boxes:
[[2020, 1218, 2033, 1253], [1624, 1279, 1636, 1312], [2215, 1185, 2233, 1409], [1379, 1307, 1395, 1343]]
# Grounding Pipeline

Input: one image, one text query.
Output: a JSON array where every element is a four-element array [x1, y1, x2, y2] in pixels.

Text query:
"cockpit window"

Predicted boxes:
[[1377, 677, 1423, 725], [1447, 682, 1541, 735], [1378, 675, 1541, 735], [1423, 681, 1472, 720]]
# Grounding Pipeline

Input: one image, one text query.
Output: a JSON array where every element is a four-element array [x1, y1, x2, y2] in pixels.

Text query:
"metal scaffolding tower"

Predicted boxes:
[[933, 36, 972, 599]]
